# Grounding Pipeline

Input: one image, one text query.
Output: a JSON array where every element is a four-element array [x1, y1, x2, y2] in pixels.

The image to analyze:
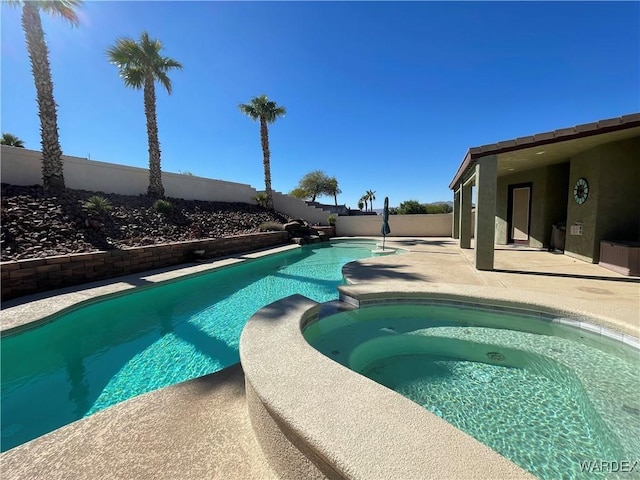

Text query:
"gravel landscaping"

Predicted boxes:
[[1, 184, 291, 262]]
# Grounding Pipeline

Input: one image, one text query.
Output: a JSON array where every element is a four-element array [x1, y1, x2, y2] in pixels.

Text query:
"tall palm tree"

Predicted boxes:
[[360, 195, 368, 212], [1, 133, 26, 148], [327, 176, 341, 206], [238, 95, 286, 209], [107, 31, 182, 198], [366, 190, 376, 211], [11, 0, 83, 189]]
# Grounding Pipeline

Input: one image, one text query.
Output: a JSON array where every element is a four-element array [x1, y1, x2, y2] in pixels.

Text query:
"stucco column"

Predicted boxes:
[[452, 188, 460, 239], [459, 181, 473, 249], [474, 155, 497, 270]]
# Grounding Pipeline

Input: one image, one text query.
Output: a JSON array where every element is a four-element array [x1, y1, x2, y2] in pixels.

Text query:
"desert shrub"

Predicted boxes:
[[153, 199, 173, 213], [83, 195, 112, 213], [188, 223, 203, 239], [259, 221, 284, 232], [253, 192, 269, 208]]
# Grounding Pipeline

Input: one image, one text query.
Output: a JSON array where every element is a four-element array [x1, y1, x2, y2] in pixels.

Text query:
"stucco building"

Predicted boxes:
[[450, 113, 640, 274]]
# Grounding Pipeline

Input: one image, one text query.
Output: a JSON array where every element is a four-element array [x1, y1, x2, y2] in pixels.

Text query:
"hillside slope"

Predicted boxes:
[[1, 184, 290, 262]]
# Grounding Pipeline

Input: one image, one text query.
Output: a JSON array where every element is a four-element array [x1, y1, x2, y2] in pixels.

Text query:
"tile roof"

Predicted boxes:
[[449, 113, 640, 189]]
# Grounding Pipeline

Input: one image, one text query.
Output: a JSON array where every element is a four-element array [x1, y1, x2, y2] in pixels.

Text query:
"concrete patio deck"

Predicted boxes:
[[1, 237, 638, 479]]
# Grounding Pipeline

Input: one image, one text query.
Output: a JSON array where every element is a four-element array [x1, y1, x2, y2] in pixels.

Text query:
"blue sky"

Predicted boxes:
[[2, 1, 638, 209]]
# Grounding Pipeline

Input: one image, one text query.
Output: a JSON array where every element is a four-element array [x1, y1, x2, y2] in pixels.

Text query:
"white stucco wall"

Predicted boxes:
[[0, 146, 335, 222], [336, 214, 453, 237], [271, 191, 332, 225], [0, 146, 259, 202]]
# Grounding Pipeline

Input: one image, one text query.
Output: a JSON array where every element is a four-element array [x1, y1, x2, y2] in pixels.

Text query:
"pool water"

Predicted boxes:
[[1, 240, 389, 452], [305, 304, 640, 480]]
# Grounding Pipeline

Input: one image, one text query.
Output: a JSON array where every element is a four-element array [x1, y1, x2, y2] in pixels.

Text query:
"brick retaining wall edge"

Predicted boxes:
[[1, 232, 289, 301]]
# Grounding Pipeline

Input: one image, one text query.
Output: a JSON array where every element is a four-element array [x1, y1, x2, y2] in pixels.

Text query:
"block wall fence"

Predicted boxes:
[[0, 146, 329, 224], [336, 213, 459, 237]]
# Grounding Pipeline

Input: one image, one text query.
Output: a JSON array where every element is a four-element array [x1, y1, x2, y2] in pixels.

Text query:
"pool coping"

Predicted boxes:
[[0, 243, 301, 336], [2, 238, 638, 479], [240, 293, 537, 479], [240, 285, 638, 479], [336, 285, 640, 350]]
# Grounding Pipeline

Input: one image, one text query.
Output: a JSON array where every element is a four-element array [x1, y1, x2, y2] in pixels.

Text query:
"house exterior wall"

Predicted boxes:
[[595, 137, 640, 248], [542, 163, 570, 246], [496, 166, 548, 248], [494, 136, 637, 263], [565, 146, 602, 262], [563, 137, 639, 263]]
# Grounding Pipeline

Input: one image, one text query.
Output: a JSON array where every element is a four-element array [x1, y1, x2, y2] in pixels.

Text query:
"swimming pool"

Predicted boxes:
[[0, 239, 393, 452], [304, 303, 640, 480]]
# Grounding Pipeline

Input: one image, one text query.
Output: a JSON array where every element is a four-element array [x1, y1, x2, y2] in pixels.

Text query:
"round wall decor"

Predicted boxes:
[[573, 177, 589, 204]]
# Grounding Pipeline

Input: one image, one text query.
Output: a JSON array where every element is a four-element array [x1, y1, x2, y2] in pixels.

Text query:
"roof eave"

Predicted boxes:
[[448, 113, 640, 190]]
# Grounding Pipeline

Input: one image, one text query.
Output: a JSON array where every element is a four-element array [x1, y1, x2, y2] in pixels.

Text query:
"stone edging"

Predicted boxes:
[[239, 293, 534, 480], [1, 232, 289, 301]]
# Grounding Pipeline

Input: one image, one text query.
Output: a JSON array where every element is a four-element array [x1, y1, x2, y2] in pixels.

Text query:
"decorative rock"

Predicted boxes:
[[0, 184, 292, 261], [283, 221, 304, 234]]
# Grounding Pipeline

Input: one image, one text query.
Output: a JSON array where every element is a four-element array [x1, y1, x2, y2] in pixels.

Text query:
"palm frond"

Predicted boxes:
[[107, 32, 181, 93], [37, 0, 83, 26], [1, 132, 26, 147], [123, 67, 145, 89], [155, 71, 172, 94], [161, 57, 183, 70], [238, 103, 259, 120], [238, 94, 286, 123]]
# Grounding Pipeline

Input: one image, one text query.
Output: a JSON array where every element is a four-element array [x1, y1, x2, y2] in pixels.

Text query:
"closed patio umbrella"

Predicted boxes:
[[381, 196, 391, 250]]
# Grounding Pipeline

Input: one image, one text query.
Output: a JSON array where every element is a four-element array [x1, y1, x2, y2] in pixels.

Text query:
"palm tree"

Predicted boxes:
[[10, 0, 83, 189], [360, 195, 368, 212], [366, 190, 376, 211], [357, 199, 364, 211], [1, 133, 26, 148], [238, 95, 286, 209], [327, 176, 341, 206], [107, 31, 182, 198]]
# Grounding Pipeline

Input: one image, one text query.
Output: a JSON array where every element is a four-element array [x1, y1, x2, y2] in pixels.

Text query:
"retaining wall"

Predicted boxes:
[[1, 232, 289, 301]]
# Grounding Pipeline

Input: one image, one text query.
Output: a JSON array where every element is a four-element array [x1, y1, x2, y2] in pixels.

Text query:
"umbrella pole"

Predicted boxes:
[[383, 235, 386, 250]]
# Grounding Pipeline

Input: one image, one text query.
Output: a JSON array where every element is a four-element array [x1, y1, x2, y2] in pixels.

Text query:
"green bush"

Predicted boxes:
[[259, 221, 284, 232], [83, 195, 112, 213], [153, 199, 173, 213], [393, 200, 453, 214], [253, 192, 270, 208], [327, 214, 337, 226], [397, 200, 427, 214], [424, 202, 453, 214]]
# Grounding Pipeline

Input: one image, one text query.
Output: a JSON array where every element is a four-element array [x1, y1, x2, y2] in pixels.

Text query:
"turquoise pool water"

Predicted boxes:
[[1, 240, 390, 452], [305, 304, 640, 480]]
